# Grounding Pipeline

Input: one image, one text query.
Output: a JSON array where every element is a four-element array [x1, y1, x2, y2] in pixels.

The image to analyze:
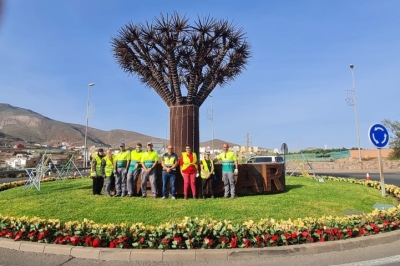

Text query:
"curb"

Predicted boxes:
[[1, 230, 400, 262]]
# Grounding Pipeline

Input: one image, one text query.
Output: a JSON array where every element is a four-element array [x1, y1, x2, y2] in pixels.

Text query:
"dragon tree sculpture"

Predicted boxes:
[[111, 12, 251, 154]]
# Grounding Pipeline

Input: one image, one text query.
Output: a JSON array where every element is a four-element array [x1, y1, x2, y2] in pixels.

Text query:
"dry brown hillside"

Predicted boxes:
[[0, 103, 238, 148]]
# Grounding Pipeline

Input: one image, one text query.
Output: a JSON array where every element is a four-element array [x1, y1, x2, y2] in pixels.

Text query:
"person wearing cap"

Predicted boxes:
[[215, 143, 238, 199], [127, 143, 143, 197], [90, 148, 105, 195], [140, 142, 159, 198], [179, 145, 198, 199], [161, 144, 179, 199], [200, 151, 215, 199], [113, 142, 130, 197], [101, 148, 115, 196]]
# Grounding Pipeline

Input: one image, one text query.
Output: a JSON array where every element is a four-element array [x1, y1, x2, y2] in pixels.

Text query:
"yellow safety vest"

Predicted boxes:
[[103, 156, 114, 177], [181, 152, 197, 171], [91, 154, 102, 176], [200, 159, 214, 179], [163, 153, 177, 169]]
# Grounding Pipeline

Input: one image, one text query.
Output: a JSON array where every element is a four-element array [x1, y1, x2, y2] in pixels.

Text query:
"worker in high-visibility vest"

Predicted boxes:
[[215, 143, 238, 199], [113, 142, 130, 197], [140, 141, 159, 198], [200, 151, 215, 199], [179, 145, 198, 199], [100, 148, 115, 196], [127, 143, 143, 197], [161, 144, 179, 199], [90, 148, 105, 195]]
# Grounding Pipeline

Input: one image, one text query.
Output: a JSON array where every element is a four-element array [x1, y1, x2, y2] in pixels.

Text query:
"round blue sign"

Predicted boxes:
[[368, 123, 389, 148]]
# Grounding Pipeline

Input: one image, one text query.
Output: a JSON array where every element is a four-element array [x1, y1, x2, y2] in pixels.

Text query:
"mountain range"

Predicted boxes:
[[0, 103, 238, 149]]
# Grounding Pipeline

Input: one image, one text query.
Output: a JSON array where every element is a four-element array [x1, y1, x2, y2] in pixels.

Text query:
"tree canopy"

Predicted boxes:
[[111, 12, 251, 107], [382, 119, 400, 158]]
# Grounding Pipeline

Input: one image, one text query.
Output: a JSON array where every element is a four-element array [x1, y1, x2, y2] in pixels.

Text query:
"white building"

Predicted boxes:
[[5, 154, 34, 169]]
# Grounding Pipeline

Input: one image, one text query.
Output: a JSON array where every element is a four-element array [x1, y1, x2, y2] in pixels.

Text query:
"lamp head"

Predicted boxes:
[[89, 83, 95, 86], [349, 64, 354, 69]]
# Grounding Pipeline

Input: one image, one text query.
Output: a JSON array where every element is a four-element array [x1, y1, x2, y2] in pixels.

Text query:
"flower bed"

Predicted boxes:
[[0, 176, 399, 249]]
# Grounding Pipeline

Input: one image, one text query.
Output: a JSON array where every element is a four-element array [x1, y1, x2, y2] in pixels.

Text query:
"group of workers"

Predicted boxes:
[[90, 142, 238, 199]]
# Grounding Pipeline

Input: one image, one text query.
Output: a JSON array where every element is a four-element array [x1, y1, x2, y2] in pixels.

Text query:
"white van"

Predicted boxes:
[[246, 156, 284, 163]]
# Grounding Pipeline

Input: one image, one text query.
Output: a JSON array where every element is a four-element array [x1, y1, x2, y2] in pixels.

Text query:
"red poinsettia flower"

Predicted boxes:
[[85, 236, 92, 245], [221, 237, 229, 243], [173, 237, 182, 243], [92, 238, 101, 247], [70, 236, 81, 245], [27, 231, 37, 238], [162, 238, 169, 244], [306, 236, 314, 243], [347, 229, 353, 237], [139, 237, 145, 243], [383, 221, 390, 227], [301, 231, 309, 237], [319, 238, 325, 242], [391, 222, 399, 229], [263, 233, 271, 243], [291, 232, 298, 239], [14, 231, 23, 241], [271, 235, 278, 242], [204, 237, 213, 246], [244, 239, 251, 248], [54, 236, 64, 244], [230, 237, 237, 248], [110, 240, 117, 248], [38, 231, 48, 240]]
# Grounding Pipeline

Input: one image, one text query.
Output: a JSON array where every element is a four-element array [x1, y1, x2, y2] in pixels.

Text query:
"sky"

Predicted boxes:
[[0, 0, 399, 151]]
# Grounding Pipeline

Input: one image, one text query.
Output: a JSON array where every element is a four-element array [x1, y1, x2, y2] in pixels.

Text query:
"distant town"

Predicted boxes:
[[1, 141, 272, 170]]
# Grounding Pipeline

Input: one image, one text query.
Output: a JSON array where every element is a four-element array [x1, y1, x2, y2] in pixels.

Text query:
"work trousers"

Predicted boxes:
[[201, 176, 214, 198], [141, 168, 157, 196], [92, 177, 104, 195], [183, 173, 196, 197], [115, 167, 128, 196], [222, 171, 235, 197], [162, 171, 176, 197], [127, 169, 141, 196], [104, 175, 115, 196]]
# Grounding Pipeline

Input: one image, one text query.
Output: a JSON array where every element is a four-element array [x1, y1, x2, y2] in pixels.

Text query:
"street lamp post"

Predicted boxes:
[[346, 64, 362, 162], [207, 95, 214, 154], [84, 83, 95, 168]]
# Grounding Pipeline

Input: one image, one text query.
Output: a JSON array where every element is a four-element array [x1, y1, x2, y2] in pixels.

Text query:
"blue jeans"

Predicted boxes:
[[162, 171, 176, 197]]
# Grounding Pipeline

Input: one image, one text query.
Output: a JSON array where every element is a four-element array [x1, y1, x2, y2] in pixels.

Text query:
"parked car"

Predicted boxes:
[[246, 156, 284, 163]]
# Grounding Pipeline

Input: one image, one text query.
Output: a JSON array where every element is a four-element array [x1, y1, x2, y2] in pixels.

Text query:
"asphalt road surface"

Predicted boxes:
[[311, 170, 400, 187]]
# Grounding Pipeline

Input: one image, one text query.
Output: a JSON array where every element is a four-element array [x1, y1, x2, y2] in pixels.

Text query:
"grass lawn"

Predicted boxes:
[[0, 177, 397, 226]]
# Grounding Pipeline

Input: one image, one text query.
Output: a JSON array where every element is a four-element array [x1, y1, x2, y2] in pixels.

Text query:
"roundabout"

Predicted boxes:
[[0, 174, 399, 253]]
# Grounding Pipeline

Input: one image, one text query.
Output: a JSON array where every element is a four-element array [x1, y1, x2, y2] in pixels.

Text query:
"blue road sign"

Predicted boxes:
[[368, 123, 389, 148]]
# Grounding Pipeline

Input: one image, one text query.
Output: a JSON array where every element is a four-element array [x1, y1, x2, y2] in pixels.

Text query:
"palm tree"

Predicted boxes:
[[111, 12, 250, 154]]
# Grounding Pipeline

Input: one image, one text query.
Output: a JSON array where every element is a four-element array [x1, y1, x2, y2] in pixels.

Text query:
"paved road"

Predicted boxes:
[[0, 177, 28, 184], [286, 169, 400, 187], [1, 238, 400, 266]]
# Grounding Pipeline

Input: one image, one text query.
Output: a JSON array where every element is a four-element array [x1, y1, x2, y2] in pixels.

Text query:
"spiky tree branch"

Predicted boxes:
[[111, 12, 250, 108]]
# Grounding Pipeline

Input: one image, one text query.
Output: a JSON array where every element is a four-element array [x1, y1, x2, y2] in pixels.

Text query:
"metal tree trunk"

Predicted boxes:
[[170, 104, 199, 157]]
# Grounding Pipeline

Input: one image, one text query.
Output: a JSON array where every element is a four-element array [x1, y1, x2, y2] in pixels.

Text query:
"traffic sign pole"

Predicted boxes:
[[368, 123, 389, 197], [378, 148, 385, 197]]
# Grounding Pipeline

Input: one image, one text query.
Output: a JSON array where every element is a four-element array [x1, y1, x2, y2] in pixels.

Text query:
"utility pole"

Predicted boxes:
[[346, 64, 362, 162], [245, 133, 251, 152]]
